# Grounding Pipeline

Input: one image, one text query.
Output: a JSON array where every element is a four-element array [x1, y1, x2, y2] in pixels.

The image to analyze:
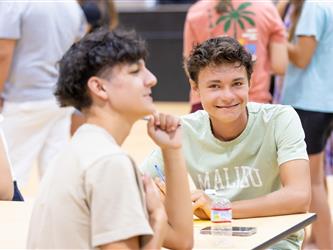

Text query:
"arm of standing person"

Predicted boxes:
[[287, 1, 321, 69], [183, 17, 198, 58], [270, 42, 288, 75], [287, 36, 317, 69], [268, 2, 289, 75], [276, 0, 290, 18], [0, 131, 14, 200], [0, 39, 16, 109], [147, 113, 193, 250]]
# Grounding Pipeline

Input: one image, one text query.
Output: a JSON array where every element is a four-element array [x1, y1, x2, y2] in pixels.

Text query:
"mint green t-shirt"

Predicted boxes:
[[141, 102, 308, 250]]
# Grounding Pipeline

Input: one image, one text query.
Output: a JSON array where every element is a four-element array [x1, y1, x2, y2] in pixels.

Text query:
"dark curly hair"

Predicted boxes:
[[55, 28, 147, 111], [185, 36, 254, 84]]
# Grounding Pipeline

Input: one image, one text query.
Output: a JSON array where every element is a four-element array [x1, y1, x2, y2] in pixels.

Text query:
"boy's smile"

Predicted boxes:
[[193, 62, 249, 140]]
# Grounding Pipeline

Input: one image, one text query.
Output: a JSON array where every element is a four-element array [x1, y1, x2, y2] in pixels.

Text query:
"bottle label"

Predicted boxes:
[[211, 208, 232, 223]]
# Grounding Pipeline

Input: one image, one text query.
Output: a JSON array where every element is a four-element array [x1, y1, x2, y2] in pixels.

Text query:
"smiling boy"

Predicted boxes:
[[141, 36, 311, 249]]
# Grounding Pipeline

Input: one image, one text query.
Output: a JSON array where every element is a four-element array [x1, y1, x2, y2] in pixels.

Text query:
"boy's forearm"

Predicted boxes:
[[232, 187, 310, 219], [161, 148, 193, 249]]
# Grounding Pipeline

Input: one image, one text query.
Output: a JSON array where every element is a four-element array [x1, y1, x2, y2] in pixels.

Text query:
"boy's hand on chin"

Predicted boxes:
[[146, 113, 182, 150]]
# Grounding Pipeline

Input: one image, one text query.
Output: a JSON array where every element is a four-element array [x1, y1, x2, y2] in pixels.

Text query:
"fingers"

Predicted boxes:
[[148, 112, 180, 132], [191, 190, 211, 214], [154, 177, 166, 195], [191, 190, 204, 202], [194, 207, 210, 220], [142, 174, 159, 196]]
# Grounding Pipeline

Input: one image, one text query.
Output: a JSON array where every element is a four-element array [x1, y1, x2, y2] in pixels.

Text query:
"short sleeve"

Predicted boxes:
[[295, 2, 324, 41], [274, 106, 308, 166], [0, 2, 24, 39], [84, 154, 153, 247], [139, 149, 164, 179], [266, 3, 287, 43]]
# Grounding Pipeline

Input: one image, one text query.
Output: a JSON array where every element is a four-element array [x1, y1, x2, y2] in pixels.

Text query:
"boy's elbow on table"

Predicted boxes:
[[175, 238, 193, 250], [292, 189, 311, 213]]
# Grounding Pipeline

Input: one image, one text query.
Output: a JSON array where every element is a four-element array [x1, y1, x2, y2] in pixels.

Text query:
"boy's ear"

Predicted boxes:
[[87, 76, 108, 100], [189, 79, 199, 94]]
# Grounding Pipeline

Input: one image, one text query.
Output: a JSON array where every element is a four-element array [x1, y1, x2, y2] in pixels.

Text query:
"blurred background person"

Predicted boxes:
[[184, 0, 288, 113], [275, 0, 333, 180], [0, 1, 86, 187], [79, 0, 118, 33], [272, 0, 293, 104], [280, 0, 333, 248]]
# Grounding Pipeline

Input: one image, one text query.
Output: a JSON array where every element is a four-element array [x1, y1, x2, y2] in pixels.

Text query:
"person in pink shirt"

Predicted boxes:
[[184, 0, 288, 112]]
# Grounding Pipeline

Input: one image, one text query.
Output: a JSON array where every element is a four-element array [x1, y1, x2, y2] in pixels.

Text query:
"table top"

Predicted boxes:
[[194, 213, 316, 250], [0, 200, 34, 249], [0, 200, 316, 250]]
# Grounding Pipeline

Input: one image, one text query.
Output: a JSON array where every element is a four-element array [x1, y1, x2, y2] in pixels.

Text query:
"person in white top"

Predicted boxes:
[[0, 1, 86, 186]]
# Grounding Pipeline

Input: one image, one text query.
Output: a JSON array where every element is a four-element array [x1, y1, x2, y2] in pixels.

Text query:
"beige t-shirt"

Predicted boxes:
[[27, 124, 153, 249]]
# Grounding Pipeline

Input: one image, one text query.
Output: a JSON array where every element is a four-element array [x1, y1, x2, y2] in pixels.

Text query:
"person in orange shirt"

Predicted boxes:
[[184, 0, 288, 112]]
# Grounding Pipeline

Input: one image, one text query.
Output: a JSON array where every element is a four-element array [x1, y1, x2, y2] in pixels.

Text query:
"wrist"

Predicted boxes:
[[161, 146, 182, 154]]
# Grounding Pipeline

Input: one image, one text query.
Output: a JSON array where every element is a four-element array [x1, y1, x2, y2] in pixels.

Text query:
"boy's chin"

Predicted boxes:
[[139, 106, 156, 117], [146, 105, 157, 114]]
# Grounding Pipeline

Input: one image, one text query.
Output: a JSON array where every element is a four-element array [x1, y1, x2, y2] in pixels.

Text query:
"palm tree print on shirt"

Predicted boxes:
[[215, 0, 255, 39]]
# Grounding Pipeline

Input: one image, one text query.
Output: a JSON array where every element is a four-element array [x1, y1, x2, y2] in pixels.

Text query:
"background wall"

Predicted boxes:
[[118, 5, 191, 101]]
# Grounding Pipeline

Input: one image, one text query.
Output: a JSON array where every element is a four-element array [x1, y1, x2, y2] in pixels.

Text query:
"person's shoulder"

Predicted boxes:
[[186, 0, 211, 20], [248, 102, 296, 122], [249, 0, 281, 20], [181, 110, 209, 131], [0, 1, 27, 15], [181, 109, 208, 122], [250, 0, 275, 11], [71, 124, 126, 165]]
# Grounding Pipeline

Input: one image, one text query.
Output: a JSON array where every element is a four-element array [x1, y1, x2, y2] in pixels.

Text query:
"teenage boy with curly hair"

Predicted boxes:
[[27, 29, 193, 250]]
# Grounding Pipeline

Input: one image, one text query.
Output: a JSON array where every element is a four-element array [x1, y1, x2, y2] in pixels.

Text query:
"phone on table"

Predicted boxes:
[[200, 226, 257, 236]]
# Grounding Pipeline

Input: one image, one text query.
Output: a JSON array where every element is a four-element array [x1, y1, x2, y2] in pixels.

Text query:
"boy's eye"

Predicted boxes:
[[208, 84, 219, 89], [129, 68, 140, 74], [233, 82, 243, 86]]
